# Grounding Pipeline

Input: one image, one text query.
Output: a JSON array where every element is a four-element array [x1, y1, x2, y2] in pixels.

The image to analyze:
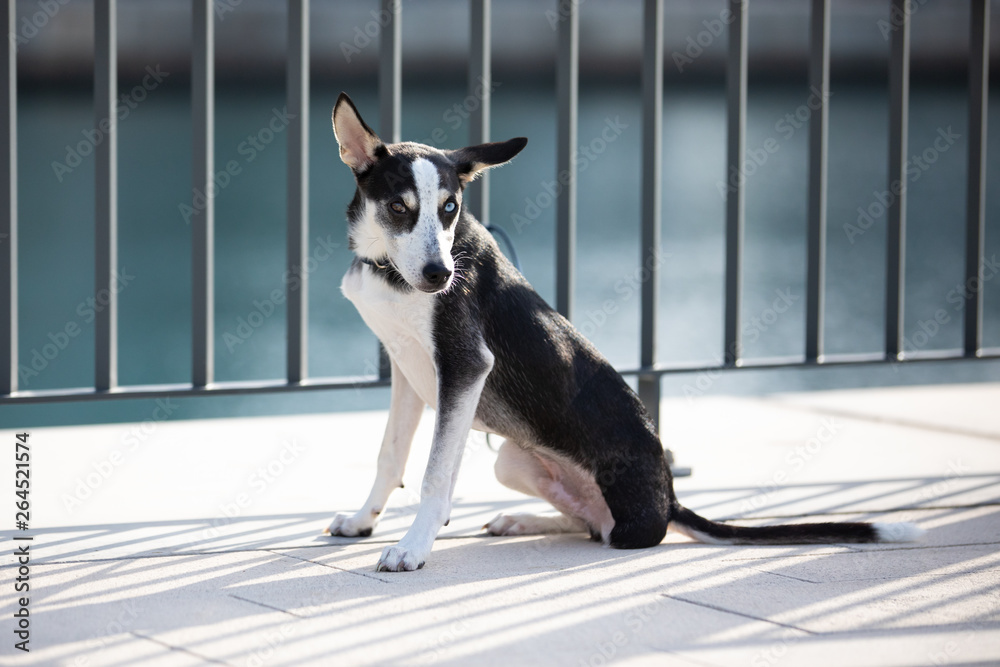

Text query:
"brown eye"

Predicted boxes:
[[389, 201, 407, 214]]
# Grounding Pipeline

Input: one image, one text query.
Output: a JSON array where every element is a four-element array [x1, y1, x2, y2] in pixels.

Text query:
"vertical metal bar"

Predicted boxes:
[[805, 0, 829, 363], [192, 0, 214, 387], [94, 0, 117, 391], [724, 0, 747, 366], [885, 0, 909, 359], [639, 0, 663, 431], [555, 0, 578, 320], [1, 0, 16, 394], [287, 0, 309, 383], [964, 0, 989, 357], [377, 0, 401, 379], [467, 0, 491, 225], [379, 0, 401, 144]]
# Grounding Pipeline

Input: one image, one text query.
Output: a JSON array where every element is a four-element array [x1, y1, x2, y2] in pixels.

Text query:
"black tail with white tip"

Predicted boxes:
[[671, 506, 925, 545]]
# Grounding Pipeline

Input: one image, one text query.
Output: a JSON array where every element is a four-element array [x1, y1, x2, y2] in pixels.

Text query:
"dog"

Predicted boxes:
[[325, 92, 923, 572]]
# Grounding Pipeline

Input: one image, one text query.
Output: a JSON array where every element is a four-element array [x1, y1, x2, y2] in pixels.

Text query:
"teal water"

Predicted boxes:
[[5, 80, 999, 426]]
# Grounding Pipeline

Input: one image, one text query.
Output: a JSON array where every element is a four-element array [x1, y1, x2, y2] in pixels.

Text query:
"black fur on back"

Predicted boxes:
[[431, 212, 672, 548]]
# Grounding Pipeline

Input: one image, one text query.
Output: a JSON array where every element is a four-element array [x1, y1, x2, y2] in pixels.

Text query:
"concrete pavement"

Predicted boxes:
[[3, 382, 999, 666]]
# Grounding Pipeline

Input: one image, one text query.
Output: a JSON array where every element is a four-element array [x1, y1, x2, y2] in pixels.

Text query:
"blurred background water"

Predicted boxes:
[[4, 0, 999, 427]]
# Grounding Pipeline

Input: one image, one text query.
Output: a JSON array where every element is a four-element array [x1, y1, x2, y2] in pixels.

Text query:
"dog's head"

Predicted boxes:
[[332, 92, 527, 294]]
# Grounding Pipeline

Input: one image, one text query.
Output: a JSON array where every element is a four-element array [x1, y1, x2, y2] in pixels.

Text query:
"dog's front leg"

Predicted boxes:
[[376, 344, 494, 572], [327, 360, 424, 537]]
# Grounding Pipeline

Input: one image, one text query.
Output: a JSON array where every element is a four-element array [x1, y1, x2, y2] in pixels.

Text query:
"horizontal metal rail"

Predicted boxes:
[[3, 349, 997, 406]]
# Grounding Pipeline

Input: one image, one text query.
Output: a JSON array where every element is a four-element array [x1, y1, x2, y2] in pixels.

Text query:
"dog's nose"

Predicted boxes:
[[422, 263, 452, 288]]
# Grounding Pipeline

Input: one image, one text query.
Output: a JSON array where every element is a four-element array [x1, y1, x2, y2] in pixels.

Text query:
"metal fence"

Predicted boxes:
[[0, 0, 996, 431]]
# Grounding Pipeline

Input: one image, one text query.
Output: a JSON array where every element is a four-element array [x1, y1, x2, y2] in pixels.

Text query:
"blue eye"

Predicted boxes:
[[444, 201, 457, 213]]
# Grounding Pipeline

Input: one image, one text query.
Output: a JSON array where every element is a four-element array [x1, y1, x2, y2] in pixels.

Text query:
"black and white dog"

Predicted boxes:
[[326, 93, 922, 572]]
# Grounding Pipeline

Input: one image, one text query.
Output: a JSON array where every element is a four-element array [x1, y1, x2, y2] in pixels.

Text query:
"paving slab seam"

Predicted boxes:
[[756, 569, 822, 584], [659, 593, 818, 635], [265, 548, 392, 583], [799, 621, 1000, 639], [227, 593, 307, 618], [763, 398, 1000, 442], [128, 631, 235, 666]]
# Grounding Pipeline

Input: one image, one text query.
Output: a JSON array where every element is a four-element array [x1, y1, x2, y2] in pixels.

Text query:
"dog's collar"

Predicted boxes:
[[357, 255, 411, 292]]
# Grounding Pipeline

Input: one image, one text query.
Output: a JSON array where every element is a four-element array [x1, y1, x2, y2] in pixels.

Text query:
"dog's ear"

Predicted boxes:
[[450, 137, 528, 185], [332, 92, 383, 172]]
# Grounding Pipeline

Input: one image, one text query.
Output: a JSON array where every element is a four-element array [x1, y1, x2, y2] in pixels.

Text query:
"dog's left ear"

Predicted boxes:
[[450, 137, 528, 185]]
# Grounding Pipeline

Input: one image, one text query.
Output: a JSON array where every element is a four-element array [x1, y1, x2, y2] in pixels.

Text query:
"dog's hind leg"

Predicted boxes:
[[484, 512, 587, 536], [326, 360, 424, 537], [487, 440, 613, 541]]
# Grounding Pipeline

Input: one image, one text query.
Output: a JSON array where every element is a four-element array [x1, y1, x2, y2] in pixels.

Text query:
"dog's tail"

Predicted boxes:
[[670, 505, 924, 545]]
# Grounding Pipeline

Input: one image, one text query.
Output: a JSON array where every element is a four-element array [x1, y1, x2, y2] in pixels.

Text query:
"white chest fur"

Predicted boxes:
[[341, 265, 440, 409]]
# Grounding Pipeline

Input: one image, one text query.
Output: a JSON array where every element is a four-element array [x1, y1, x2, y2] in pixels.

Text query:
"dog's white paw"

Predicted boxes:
[[484, 513, 529, 536], [324, 512, 374, 538], [376, 545, 425, 572]]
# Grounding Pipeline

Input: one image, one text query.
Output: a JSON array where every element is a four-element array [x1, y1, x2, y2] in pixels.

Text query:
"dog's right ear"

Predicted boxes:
[[332, 92, 383, 172]]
